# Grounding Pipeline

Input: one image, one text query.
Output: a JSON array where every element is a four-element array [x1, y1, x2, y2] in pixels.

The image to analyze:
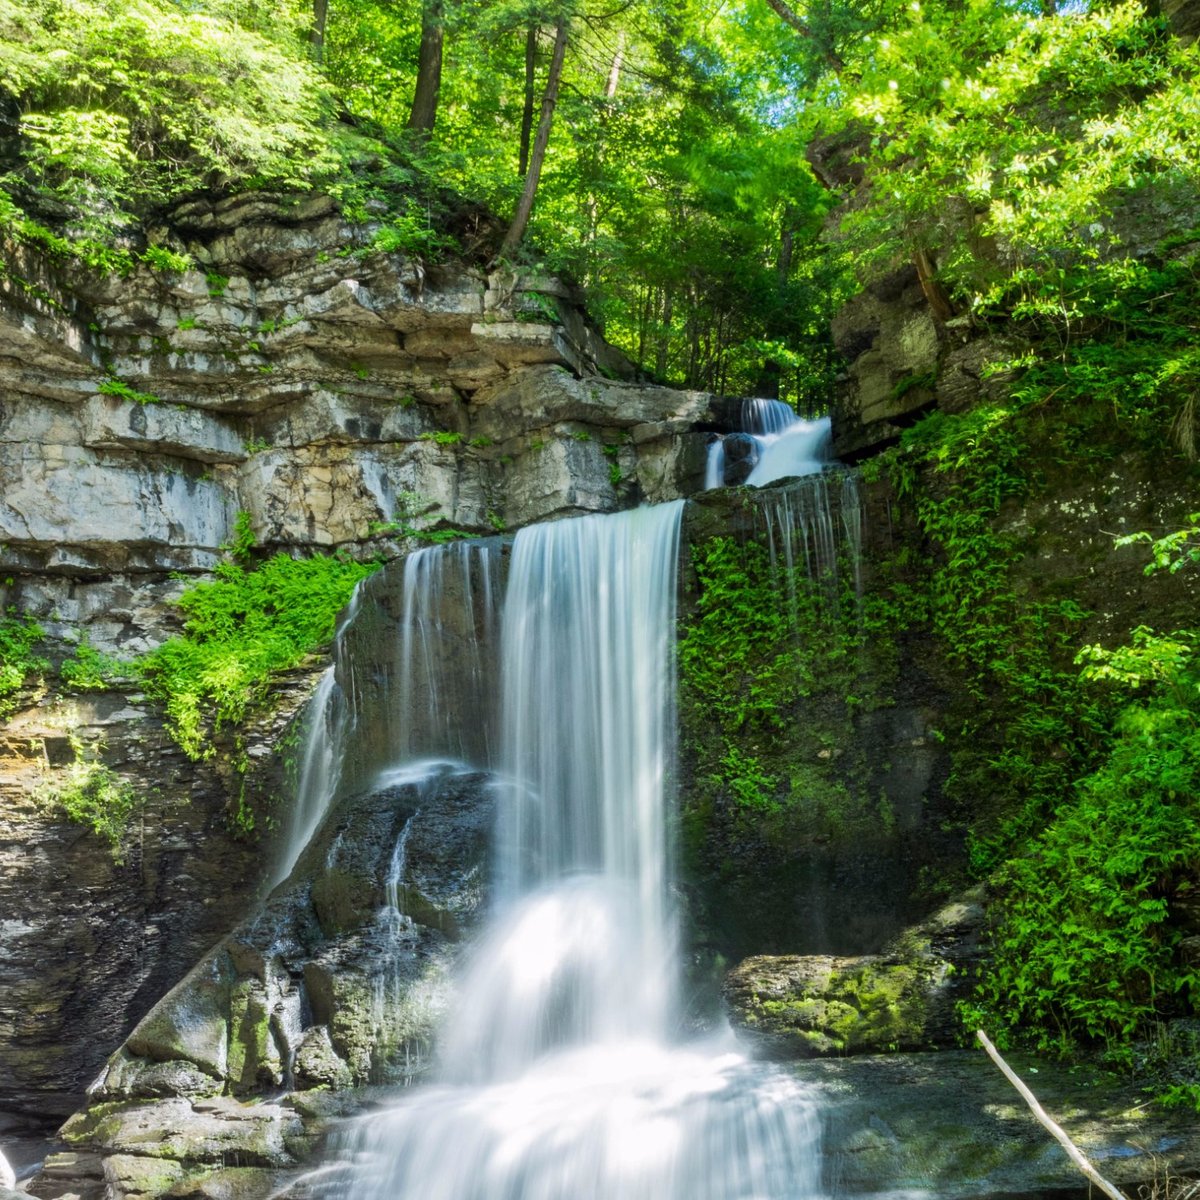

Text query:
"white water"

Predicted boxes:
[[317, 502, 825, 1200], [705, 399, 832, 489], [391, 541, 501, 766], [273, 543, 501, 892], [270, 581, 366, 889]]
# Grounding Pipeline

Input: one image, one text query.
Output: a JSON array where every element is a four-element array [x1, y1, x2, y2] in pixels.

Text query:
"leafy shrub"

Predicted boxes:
[[962, 520, 1200, 1075], [139, 551, 379, 760], [38, 734, 138, 858], [967, 640, 1200, 1055], [97, 377, 158, 405], [60, 636, 132, 691], [0, 611, 48, 719]]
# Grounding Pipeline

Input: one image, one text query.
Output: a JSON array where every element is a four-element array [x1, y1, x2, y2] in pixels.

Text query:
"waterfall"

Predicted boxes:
[[272, 542, 501, 890], [311, 502, 825, 1200], [270, 584, 364, 889], [705, 399, 832, 489]]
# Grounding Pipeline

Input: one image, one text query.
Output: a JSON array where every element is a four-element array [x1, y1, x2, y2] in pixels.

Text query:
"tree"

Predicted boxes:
[[407, 0, 445, 133], [499, 17, 569, 260], [311, 0, 330, 62]]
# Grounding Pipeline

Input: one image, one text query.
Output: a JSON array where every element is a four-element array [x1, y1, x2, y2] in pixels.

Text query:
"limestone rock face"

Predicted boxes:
[[0, 192, 728, 1132], [0, 674, 318, 1122], [38, 765, 495, 1199], [1, 193, 720, 656]]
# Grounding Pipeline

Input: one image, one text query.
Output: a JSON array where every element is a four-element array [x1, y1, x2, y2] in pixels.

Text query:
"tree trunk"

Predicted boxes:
[[407, 0, 445, 134], [583, 33, 626, 282], [913, 246, 955, 323], [756, 215, 797, 398], [310, 0, 329, 63], [519, 25, 538, 177], [499, 19, 569, 261]]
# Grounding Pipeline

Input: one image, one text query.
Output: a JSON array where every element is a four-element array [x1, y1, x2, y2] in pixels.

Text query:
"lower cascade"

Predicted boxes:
[[312, 500, 825, 1199]]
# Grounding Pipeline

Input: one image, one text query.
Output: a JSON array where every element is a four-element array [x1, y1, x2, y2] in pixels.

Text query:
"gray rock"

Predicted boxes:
[[808, 1049, 1200, 1198]]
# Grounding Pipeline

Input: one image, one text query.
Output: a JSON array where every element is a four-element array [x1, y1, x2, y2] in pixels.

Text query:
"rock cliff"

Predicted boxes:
[[0, 192, 722, 1135]]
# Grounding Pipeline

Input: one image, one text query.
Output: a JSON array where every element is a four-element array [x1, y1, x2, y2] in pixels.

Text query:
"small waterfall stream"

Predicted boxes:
[[706, 399, 832, 489], [305, 500, 825, 1199]]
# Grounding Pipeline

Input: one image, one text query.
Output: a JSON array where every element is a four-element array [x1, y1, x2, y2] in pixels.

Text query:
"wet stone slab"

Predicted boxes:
[[802, 1049, 1198, 1199]]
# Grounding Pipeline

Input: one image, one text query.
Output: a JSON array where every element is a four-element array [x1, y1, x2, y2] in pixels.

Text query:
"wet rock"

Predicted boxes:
[[46, 767, 494, 1192], [60, 1098, 302, 1168], [720, 432, 759, 484], [292, 1028, 352, 1091], [809, 1048, 1200, 1198], [0, 676, 319, 1121]]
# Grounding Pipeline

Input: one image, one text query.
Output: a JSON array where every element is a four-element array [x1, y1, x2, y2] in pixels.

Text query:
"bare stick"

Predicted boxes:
[[976, 1030, 1129, 1200]]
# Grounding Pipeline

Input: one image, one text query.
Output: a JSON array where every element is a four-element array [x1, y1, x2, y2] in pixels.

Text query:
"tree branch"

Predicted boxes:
[[975, 1031, 1130, 1200]]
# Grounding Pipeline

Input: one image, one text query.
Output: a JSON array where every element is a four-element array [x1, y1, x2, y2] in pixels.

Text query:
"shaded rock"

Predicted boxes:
[[84, 765, 493, 1106], [291, 1028, 352, 1092], [720, 432, 760, 485], [60, 1098, 301, 1168], [0, 675, 320, 1120], [42, 765, 495, 1194]]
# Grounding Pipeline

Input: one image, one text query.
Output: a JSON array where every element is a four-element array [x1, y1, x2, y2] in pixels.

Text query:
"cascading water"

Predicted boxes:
[[706, 398, 832, 489], [273, 542, 502, 891], [313, 501, 825, 1200], [270, 584, 365, 890]]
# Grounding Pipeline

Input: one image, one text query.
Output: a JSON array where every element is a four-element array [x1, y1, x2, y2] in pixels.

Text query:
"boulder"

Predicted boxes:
[[724, 891, 985, 1056]]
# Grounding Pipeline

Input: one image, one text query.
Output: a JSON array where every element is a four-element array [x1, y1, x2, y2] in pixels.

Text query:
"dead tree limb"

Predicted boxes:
[[976, 1030, 1129, 1200]]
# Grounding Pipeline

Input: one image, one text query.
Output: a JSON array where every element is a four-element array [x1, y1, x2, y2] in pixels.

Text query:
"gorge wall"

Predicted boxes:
[[0, 193, 726, 1133], [3, 185, 1200, 1199]]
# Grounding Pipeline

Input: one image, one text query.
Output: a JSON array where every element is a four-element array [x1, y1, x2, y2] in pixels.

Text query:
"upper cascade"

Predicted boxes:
[[705, 400, 833, 489]]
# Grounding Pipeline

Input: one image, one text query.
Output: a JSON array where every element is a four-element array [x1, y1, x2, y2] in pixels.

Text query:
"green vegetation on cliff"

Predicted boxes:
[[0, 610, 48, 719], [140, 549, 378, 764]]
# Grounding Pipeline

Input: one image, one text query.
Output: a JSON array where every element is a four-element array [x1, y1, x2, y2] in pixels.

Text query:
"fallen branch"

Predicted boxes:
[[976, 1029, 1129, 1200]]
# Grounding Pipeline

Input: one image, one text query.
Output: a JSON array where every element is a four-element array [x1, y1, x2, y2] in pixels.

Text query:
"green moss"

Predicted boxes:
[[0, 610, 48, 719], [753, 961, 933, 1054]]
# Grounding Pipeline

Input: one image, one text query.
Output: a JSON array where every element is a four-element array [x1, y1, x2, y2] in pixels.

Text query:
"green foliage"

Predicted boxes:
[[60, 635, 132, 691], [141, 245, 193, 273], [38, 734, 138, 857], [366, 209, 457, 258], [679, 524, 865, 828], [0, 0, 344, 241], [968, 631, 1200, 1056], [139, 551, 379, 761], [0, 610, 48, 719], [97, 377, 158, 405], [222, 510, 257, 562], [889, 401, 1106, 870], [1116, 515, 1200, 577], [950, 511, 1200, 1076], [418, 430, 464, 445]]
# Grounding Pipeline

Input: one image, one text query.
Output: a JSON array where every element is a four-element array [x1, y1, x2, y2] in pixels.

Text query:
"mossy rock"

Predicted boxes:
[[726, 954, 947, 1055], [723, 892, 984, 1056]]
